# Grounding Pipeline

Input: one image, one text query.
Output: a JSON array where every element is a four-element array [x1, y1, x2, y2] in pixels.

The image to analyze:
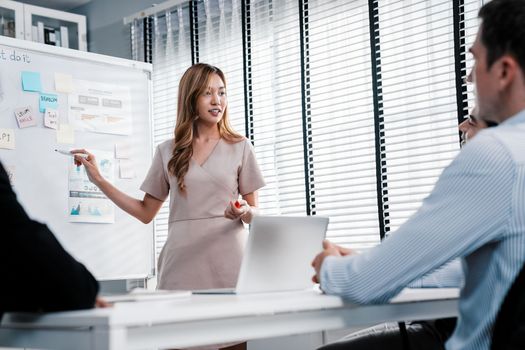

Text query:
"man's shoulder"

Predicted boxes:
[[453, 130, 514, 173], [485, 124, 525, 163]]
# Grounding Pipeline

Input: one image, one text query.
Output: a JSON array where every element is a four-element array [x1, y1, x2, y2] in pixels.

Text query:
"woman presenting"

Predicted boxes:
[[72, 63, 265, 294]]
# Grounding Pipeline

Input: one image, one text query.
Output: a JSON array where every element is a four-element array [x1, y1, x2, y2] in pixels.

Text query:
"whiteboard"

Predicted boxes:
[[0, 36, 154, 281]]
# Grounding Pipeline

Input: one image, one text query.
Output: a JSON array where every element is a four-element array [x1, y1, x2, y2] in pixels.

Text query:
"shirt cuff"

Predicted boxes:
[[320, 255, 349, 296]]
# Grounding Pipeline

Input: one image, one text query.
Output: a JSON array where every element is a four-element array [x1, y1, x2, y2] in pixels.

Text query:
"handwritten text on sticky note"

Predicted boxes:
[[44, 108, 59, 129], [0, 128, 15, 149], [14, 106, 36, 128], [39, 93, 58, 113]]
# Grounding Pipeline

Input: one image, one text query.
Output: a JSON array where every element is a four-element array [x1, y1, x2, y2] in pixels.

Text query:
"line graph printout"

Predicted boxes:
[[68, 150, 115, 223]]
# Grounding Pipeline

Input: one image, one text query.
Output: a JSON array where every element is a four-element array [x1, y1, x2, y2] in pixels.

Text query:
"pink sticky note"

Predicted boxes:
[[14, 106, 36, 129]]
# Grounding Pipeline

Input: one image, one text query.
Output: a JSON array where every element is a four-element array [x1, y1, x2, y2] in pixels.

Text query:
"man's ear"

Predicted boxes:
[[498, 55, 518, 90]]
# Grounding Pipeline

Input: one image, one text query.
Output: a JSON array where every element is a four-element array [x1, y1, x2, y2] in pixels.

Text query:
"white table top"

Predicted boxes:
[[1, 287, 459, 329]]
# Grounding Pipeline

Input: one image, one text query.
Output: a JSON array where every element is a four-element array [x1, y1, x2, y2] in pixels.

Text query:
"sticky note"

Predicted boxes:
[[54, 73, 73, 93], [0, 128, 15, 149], [44, 108, 59, 129], [56, 124, 74, 144], [21, 71, 42, 92], [115, 142, 131, 159], [119, 159, 136, 179], [14, 106, 37, 128], [39, 93, 58, 113]]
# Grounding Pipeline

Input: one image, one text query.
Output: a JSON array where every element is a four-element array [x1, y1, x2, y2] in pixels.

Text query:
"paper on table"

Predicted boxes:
[[102, 288, 191, 303]]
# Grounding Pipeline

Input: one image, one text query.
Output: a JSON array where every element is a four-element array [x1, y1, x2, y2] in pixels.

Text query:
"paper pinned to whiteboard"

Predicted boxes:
[[68, 149, 115, 223], [54, 72, 74, 93], [68, 79, 132, 135]]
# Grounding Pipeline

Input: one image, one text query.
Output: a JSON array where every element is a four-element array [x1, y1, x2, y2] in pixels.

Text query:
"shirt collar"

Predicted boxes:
[[500, 108, 525, 126]]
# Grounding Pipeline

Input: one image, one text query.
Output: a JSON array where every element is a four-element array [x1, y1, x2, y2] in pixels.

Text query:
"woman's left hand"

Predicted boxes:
[[224, 199, 250, 220]]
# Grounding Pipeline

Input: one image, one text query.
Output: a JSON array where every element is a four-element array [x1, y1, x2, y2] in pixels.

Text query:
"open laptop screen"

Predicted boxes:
[[194, 215, 328, 294]]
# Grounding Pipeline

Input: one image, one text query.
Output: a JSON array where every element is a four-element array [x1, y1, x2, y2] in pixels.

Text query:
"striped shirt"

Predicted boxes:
[[320, 109, 525, 350], [409, 259, 463, 288]]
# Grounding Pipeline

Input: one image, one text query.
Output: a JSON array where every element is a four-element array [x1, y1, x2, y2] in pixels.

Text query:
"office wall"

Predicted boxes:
[[72, 0, 157, 59]]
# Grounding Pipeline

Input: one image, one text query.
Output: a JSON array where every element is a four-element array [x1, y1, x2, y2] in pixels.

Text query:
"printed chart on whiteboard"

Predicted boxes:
[[68, 79, 132, 135], [68, 150, 115, 223]]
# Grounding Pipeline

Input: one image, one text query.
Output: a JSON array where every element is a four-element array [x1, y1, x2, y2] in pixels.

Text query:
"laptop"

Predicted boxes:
[[193, 215, 329, 294]]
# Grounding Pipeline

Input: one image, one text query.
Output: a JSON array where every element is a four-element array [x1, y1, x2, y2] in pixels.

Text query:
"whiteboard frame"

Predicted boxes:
[[0, 35, 151, 71]]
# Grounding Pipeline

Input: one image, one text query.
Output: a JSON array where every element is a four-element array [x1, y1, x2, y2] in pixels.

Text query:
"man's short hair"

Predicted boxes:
[[479, 0, 525, 71]]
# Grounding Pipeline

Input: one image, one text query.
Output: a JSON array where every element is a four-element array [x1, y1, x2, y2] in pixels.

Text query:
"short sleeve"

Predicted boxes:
[[140, 145, 170, 200], [238, 140, 265, 195]]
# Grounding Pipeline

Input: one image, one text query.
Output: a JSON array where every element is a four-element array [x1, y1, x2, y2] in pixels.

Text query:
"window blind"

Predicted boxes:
[[133, 5, 193, 263], [307, 0, 380, 248], [196, 0, 246, 136], [130, 0, 485, 260], [377, 0, 462, 232], [130, 18, 146, 63], [250, 0, 307, 215], [463, 0, 483, 112]]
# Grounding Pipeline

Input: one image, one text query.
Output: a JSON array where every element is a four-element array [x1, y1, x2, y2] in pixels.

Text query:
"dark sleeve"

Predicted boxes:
[[0, 162, 99, 315]]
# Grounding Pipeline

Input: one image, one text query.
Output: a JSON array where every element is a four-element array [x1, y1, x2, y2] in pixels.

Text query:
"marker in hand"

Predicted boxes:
[[55, 149, 88, 159], [234, 200, 241, 209]]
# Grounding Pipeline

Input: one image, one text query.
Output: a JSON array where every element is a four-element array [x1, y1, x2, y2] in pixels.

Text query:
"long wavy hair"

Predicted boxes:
[[167, 63, 244, 192]]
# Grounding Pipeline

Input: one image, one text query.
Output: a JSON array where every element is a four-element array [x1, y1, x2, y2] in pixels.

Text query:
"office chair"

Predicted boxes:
[[491, 262, 525, 349]]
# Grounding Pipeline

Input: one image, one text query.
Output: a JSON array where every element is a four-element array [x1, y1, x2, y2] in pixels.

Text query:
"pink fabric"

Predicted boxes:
[[141, 138, 265, 290]]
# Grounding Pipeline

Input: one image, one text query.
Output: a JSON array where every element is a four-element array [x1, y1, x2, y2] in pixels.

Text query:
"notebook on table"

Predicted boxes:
[[193, 215, 329, 295]]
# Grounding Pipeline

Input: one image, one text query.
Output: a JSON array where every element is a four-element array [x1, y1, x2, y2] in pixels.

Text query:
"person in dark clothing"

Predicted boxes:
[[491, 261, 525, 350], [0, 161, 99, 320]]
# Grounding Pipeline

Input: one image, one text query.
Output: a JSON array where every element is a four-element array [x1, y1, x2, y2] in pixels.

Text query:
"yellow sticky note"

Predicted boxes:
[[115, 142, 131, 159], [0, 128, 15, 150], [57, 124, 75, 144], [119, 159, 136, 179], [54, 73, 74, 93]]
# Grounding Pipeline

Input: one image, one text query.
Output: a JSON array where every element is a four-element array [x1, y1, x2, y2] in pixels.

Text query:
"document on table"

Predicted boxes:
[[102, 288, 191, 303]]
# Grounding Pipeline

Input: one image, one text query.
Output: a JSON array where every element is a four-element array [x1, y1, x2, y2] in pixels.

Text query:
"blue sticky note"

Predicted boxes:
[[21, 71, 42, 92], [39, 93, 58, 113]]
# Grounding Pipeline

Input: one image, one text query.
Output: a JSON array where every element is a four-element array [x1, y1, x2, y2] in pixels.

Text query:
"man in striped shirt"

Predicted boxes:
[[312, 1, 525, 349]]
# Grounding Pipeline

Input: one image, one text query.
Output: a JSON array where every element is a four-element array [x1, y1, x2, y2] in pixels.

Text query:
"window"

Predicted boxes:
[[250, 0, 307, 215], [197, 0, 246, 135], [308, 0, 380, 247], [377, 0, 461, 232], [132, 5, 193, 262], [130, 0, 483, 261]]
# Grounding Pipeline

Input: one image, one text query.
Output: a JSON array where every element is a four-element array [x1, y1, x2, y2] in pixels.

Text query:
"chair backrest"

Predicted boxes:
[[491, 262, 525, 349]]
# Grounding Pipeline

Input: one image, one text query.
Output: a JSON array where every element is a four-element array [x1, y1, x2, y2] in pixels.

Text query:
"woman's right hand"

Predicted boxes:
[[70, 148, 103, 185]]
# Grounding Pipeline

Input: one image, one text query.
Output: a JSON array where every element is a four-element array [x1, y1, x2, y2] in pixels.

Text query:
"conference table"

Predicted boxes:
[[0, 288, 459, 350]]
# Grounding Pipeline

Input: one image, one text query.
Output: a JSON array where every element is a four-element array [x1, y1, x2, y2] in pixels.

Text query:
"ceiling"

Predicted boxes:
[[17, 0, 92, 11]]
